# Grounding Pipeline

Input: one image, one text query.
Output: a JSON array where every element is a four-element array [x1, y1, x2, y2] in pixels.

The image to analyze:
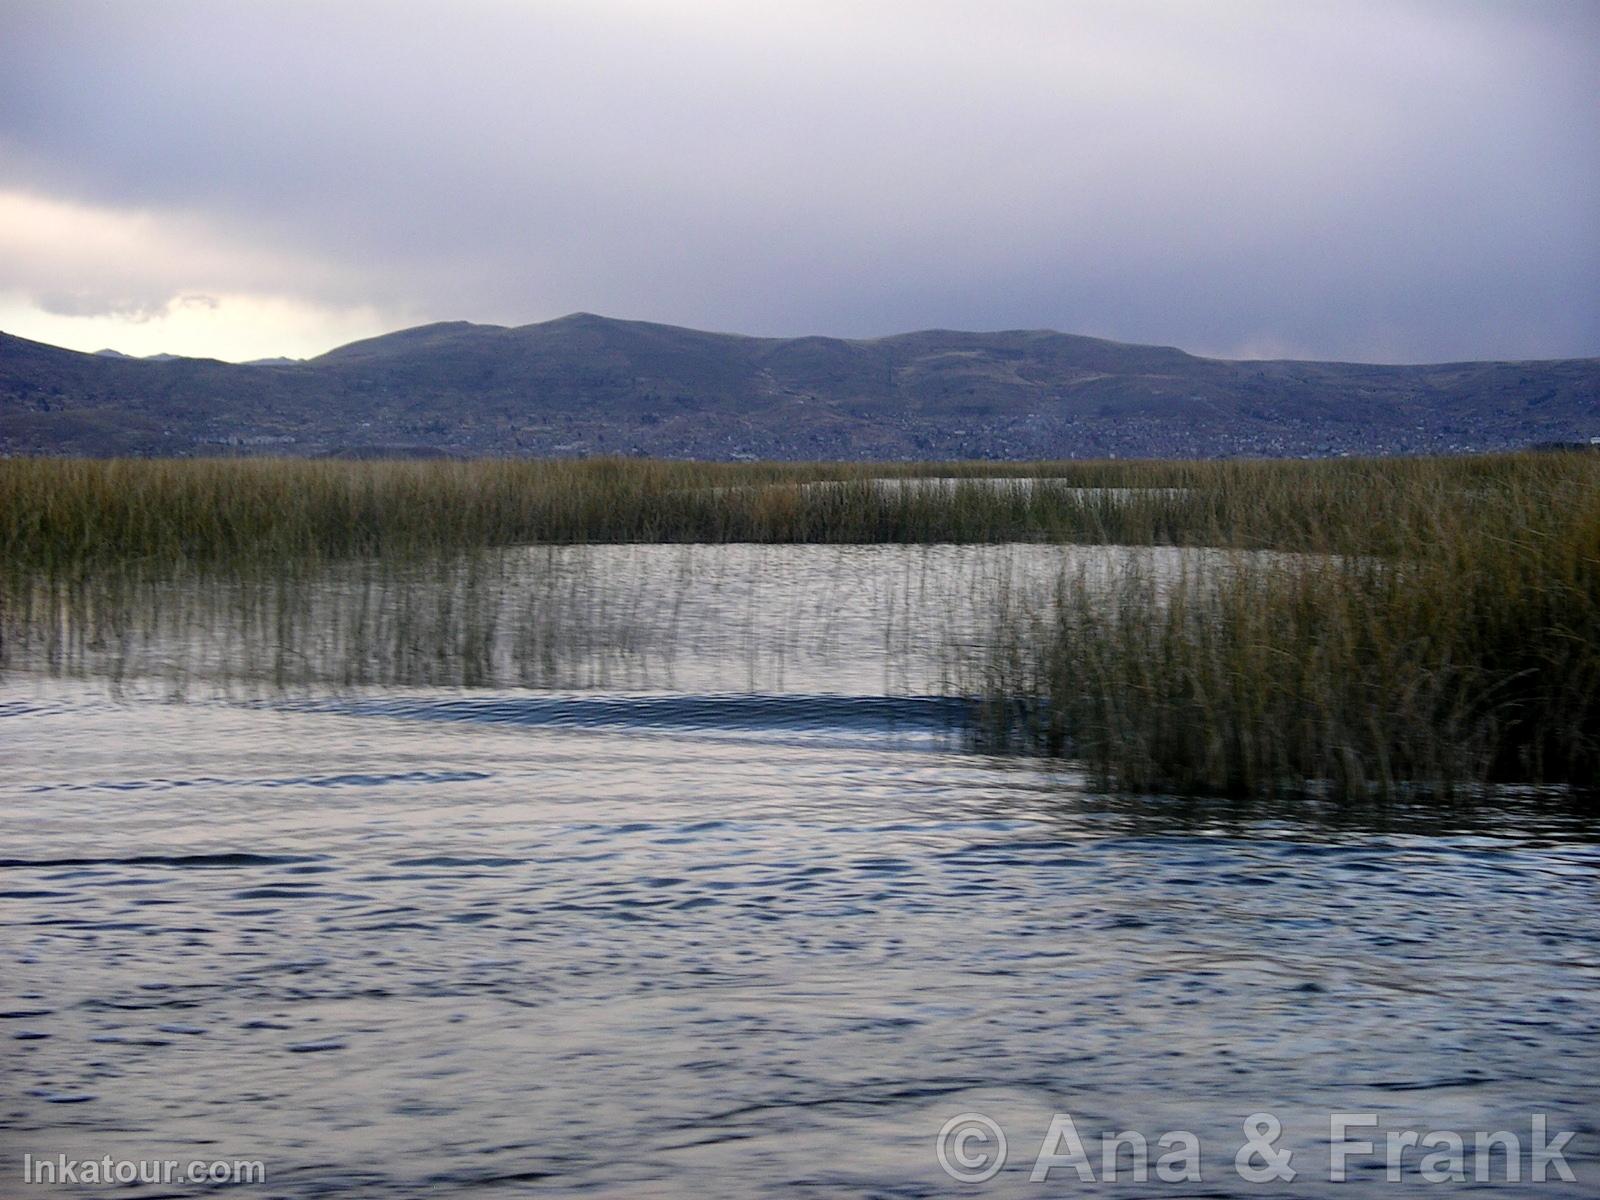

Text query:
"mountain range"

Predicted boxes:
[[4, 313, 1596, 459]]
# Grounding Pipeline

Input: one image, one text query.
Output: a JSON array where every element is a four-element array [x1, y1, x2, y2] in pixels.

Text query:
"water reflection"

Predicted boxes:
[[3, 545, 1596, 1197], [4, 543, 1238, 695]]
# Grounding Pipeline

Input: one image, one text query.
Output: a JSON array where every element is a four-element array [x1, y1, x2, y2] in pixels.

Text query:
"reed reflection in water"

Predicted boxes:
[[5, 542, 1232, 697], [4, 541, 1598, 1198]]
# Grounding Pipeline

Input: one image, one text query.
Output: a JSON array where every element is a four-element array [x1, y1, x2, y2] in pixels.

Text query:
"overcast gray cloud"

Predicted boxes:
[[1, 0, 1596, 361]]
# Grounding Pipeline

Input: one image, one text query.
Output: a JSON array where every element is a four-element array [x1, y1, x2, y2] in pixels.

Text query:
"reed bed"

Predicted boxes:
[[967, 453, 1599, 797], [2, 551, 661, 694], [0, 456, 1173, 570], [7, 452, 1580, 570], [3, 451, 1595, 799]]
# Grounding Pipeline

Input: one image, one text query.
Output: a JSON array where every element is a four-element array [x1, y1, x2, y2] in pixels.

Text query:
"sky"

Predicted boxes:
[[1, 0, 1596, 363]]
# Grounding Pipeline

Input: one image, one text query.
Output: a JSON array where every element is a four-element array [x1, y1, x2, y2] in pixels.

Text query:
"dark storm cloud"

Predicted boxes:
[[2, 0, 1596, 361]]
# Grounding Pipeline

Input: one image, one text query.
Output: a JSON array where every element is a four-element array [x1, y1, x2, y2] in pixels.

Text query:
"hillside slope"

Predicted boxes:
[[3, 314, 1595, 458]]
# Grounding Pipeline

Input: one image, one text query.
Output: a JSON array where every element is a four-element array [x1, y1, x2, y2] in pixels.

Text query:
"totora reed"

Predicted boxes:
[[3, 452, 1596, 799]]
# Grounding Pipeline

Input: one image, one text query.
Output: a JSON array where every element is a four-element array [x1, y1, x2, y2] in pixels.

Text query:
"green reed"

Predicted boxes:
[[966, 453, 1600, 796], [1, 456, 1143, 569], [4, 452, 1595, 798], [5, 453, 1533, 570]]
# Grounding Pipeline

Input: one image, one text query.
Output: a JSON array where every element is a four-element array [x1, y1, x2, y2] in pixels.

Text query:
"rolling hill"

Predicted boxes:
[[3, 313, 1595, 459]]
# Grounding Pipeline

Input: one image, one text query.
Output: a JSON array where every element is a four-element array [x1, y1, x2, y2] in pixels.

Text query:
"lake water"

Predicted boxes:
[[4, 545, 1597, 1197]]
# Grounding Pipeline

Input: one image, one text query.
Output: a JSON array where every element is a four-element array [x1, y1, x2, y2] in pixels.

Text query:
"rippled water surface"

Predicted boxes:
[[4, 546, 1597, 1197]]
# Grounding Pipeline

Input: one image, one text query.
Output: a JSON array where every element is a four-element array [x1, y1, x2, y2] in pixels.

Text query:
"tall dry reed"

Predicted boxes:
[[969, 453, 1599, 796], [5, 452, 1595, 797]]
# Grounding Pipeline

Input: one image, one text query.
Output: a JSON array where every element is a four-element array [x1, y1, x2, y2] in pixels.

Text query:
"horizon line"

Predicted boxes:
[[4, 313, 1597, 371]]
